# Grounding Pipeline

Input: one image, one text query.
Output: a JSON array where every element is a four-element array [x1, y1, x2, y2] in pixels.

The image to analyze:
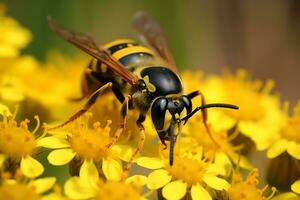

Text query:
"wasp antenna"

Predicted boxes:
[[181, 103, 239, 122]]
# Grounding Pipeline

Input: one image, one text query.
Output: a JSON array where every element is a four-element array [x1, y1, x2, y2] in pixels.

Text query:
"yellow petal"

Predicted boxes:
[[0, 103, 11, 116], [287, 142, 300, 160], [0, 154, 5, 168], [41, 193, 65, 200], [46, 130, 70, 138], [202, 174, 230, 190], [64, 177, 95, 199], [162, 180, 187, 200], [47, 148, 75, 166], [136, 156, 164, 169], [0, 86, 25, 102], [272, 192, 300, 200], [21, 156, 44, 178], [191, 184, 212, 200], [79, 160, 99, 188], [126, 175, 147, 186], [102, 158, 122, 181], [267, 139, 287, 158], [36, 136, 70, 149], [30, 177, 56, 194], [208, 110, 236, 132], [147, 169, 171, 190], [292, 180, 300, 194], [213, 152, 232, 176], [111, 145, 134, 162]]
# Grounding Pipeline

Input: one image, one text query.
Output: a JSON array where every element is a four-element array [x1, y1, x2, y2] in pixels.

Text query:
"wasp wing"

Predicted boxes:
[[133, 11, 179, 74], [48, 17, 139, 86]]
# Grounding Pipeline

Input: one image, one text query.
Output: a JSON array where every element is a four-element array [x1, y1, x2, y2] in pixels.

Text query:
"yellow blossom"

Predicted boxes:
[[136, 149, 230, 200], [0, 105, 51, 178], [200, 69, 283, 150], [0, 4, 31, 58], [267, 101, 300, 160], [182, 114, 253, 176], [0, 176, 56, 200], [44, 113, 134, 181], [64, 158, 147, 200], [227, 169, 276, 200]]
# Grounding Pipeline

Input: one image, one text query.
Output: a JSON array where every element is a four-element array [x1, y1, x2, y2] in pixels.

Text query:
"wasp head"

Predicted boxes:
[[151, 95, 192, 165]]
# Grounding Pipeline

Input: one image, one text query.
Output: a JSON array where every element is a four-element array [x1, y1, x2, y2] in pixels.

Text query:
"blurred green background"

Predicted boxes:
[[3, 0, 300, 104]]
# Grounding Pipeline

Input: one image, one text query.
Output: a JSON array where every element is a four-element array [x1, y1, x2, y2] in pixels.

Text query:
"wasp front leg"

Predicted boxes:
[[126, 115, 146, 171], [106, 95, 131, 149], [48, 82, 113, 130]]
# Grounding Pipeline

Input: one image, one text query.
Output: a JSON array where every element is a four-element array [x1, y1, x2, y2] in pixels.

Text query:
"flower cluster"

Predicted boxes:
[[1, 4, 300, 200]]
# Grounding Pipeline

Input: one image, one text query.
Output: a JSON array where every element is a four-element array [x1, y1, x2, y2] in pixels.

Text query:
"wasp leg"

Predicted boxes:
[[190, 90, 220, 148], [48, 82, 113, 130], [106, 95, 131, 149], [125, 115, 146, 171]]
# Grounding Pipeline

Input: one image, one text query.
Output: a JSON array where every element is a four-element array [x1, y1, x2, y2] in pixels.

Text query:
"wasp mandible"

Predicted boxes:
[[48, 11, 238, 169]]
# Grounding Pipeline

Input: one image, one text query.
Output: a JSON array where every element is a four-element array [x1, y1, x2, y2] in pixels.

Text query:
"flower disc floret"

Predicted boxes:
[[165, 157, 208, 185], [70, 125, 111, 160], [0, 183, 40, 200], [228, 169, 276, 200], [95, 181, 140, 200], [0, 126, 36, 158]]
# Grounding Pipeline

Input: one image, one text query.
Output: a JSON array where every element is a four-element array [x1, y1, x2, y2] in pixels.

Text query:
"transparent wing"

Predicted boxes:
[[133, 11, 179, 74], [48, 17, 139, 86]]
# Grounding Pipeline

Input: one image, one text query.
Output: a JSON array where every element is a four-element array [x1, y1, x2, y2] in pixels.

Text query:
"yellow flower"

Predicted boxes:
[[44, 113, 132, 181], [136, 149, 230, 200], [182, 114, 253, 176], [64, 159, 147, 200], [19, 52, 87, 116], [0, 4, 31, 58], [227, 169, 276, 200], [0, 105, 51, 178], [267, 101, 300, 160], [0, 176, 56, 200], [200, 69, 283, 150]]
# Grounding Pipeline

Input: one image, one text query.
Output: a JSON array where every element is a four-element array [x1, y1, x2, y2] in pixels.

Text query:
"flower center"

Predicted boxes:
[[0, 183, 41, 200], [228, 170, 275, 200], [228, 182, 262, 200], [165, 157, 208, 185], [70, 122, 111, 160], [0, 127, 36, 158], [95, 181, 140, 200]]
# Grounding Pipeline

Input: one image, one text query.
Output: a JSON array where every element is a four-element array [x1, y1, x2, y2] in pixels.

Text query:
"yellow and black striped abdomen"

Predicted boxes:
[[89, 39, 155, 73]]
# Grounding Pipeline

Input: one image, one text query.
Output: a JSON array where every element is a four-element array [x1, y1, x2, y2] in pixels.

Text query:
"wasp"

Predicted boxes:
[[48, 11, 238, 169]]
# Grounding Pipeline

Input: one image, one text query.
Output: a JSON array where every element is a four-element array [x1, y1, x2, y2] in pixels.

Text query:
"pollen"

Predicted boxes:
[[165, 156, 208, 185], [95, 181, 140, 200], [0, 183, 40, 200], [228, 169, 276, 200], [280, 102, 300, 143], [70, 121, 112, 161], [0, 115, 36, 158]]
